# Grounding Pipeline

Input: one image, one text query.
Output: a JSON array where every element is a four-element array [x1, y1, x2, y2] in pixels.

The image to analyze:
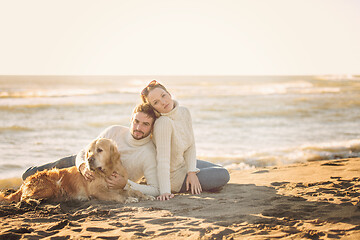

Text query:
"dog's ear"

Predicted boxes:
[[85, 140, 96, 159], [110, 143, 120, 163]]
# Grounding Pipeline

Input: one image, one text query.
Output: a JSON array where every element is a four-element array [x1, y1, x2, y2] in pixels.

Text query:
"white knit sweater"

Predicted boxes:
[[153, 101, 199, 194], [75, 125, 159, 197]]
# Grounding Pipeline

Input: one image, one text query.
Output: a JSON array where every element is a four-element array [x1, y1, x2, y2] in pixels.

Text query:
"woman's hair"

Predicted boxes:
[[140, 80, 170, 104], [133, 103, 157, 124]]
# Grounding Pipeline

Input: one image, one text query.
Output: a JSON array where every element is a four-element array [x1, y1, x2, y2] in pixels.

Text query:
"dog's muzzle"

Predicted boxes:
[[87, 156, 104, 173], [87, 156, 96, 170]]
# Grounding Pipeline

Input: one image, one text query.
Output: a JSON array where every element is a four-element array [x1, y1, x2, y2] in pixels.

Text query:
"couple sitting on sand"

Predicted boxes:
[[22, 81, 230, 201]]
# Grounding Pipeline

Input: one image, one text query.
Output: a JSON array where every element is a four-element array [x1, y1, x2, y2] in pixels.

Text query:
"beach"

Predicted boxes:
[[1, 75, 359, 239], [1, 157, 359, 239]]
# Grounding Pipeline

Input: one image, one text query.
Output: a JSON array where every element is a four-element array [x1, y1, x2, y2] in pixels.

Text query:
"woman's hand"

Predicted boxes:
[[105, 171, 127, 189], [186, 172, 202, 194], [157, 193, 174, 201], [79, 163, 95, 182]]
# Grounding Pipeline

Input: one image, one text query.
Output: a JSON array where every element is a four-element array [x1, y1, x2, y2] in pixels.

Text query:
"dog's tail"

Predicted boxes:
[[0, 189, 22, 204]]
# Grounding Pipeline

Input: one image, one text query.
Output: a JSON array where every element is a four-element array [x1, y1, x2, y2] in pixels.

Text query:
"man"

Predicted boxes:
[[22, 103, 159, 197]]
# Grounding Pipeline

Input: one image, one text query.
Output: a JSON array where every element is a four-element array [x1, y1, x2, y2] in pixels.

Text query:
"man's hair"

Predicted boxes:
[[133, 103, 156, 123]]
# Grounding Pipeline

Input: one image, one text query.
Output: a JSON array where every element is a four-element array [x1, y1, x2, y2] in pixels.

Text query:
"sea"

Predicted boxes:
[[1, 75, 360, 181]]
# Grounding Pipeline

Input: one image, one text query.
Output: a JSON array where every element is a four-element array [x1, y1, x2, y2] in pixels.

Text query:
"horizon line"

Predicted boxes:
[[1, 74, 359, 77]]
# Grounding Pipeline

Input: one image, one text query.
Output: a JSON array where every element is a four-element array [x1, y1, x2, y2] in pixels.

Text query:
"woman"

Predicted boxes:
[[141, 80, 230, 201]]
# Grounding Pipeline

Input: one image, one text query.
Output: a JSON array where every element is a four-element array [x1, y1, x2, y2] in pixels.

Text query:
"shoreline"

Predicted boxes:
[[1, 158, 360, 239]]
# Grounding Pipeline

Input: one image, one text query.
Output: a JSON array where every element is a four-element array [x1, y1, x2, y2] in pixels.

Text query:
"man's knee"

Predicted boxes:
[[22, 167, 36, 180], [21, 155, 76, 181]]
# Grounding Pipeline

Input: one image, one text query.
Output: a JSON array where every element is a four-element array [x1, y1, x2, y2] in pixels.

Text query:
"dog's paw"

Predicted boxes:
[[16, 198, 41, 208], [125, 197, 139, 204], [145, 195, 156, 201]]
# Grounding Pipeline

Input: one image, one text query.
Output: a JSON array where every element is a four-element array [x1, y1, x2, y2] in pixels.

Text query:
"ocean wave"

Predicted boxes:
[[0, 89, 98, 98], [0, 87, 140, 99], [0, 164, 23, 171], [174, 80, 343, 98], [315, 75, 360, 81], [206, 139, 360, 168], [298, 139, 360, 161], [297, 87, 340, 94], [0, 96, 136, 110], [0, 125, 32, 132], [230, 109, 312, 118]]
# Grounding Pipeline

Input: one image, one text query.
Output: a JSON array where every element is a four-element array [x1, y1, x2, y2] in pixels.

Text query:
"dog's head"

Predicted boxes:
[[85, 138, 121, 177]]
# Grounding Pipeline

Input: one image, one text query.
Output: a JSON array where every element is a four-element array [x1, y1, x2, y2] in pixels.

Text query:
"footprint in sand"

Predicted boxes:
[[46, 220, 69, 231], [321, 162, 345, 166], [0, 227, 33, 239], [271, 182, 290, 187], [85, 227, 115, 233], [35, 230, 60, 238], [252, 170, 269, 174], [208, 228, 236, 239], [121, 224, 146, 233], [145, 217, 183, 225], [330, 176, 342, 180]]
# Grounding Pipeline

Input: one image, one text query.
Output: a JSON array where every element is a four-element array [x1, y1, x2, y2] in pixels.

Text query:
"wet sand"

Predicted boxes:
[[1, 158, 360, 239]]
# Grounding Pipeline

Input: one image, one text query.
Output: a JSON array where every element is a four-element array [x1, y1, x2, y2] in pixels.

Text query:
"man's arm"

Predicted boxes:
[[126, 147, 160, 197], [153, 117, 173, 195], [127, 180, 159, 197], [75, 149, 86, 170], [75, 149, 95, 181]]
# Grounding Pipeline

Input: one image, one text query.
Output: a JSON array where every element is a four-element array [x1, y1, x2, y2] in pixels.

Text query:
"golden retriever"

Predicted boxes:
[[0, 138, 153, 204]]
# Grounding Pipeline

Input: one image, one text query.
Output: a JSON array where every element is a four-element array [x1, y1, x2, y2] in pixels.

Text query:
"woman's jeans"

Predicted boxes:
[[179, 160, 230, 192]]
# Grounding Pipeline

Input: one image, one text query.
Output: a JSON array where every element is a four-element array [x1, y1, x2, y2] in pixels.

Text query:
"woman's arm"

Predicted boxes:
[[183, 108, 199, 173], [153, 117, 173, 196], [184, 143, 198, 173], [183, 108, 201, 194]]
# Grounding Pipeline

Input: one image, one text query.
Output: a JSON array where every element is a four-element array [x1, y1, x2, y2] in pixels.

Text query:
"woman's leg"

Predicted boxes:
[[22, 155, 76, 180], [179, 160, 230, 192]]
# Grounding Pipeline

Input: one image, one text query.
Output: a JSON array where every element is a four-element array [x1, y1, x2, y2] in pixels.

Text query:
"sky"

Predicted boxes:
[[0, 0, 359, 76]]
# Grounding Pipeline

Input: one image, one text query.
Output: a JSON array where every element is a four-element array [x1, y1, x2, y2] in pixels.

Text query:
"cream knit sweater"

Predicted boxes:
[[75, 125, 159, 197], [153, 101, 199, 194]]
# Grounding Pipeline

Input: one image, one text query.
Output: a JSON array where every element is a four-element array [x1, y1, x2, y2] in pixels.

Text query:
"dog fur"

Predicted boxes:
[[0, 138, 152, 204]]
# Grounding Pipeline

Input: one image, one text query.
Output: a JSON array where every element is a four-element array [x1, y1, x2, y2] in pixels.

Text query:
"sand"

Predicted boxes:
[[1, 158, 360, 239]]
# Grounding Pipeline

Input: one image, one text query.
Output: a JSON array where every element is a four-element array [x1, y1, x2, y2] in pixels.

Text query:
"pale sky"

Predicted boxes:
[[0, 0, 359, 75]]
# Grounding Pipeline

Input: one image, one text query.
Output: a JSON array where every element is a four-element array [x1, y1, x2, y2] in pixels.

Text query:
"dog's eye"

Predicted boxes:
[[97, 148, 103, 153]]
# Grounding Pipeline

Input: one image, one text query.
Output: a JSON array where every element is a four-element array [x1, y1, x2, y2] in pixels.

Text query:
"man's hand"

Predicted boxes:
[[157, 193, 174, 201], [105, 171, 127, 190], [79, 163, 95, 182], [186, 172, 202, 195]]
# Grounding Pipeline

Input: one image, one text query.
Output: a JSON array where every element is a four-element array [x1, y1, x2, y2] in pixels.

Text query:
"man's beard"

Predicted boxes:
[[132, 130, 146, 140]]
